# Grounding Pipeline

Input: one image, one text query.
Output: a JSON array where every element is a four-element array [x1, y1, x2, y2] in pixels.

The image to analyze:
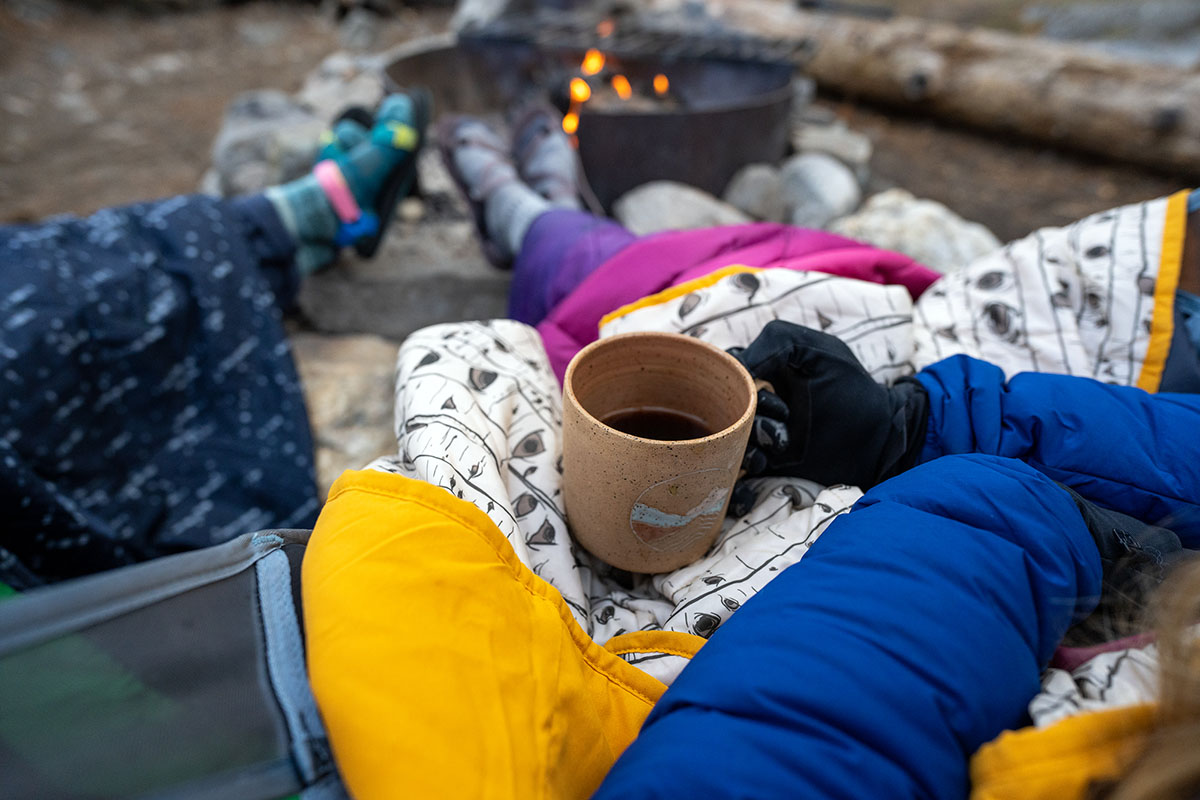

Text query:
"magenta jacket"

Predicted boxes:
[[535, 223, 941, 383]]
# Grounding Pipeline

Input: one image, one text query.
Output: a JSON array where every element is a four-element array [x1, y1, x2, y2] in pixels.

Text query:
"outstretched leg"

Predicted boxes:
[[918, 354, 1200, 542], [596, 455, 1102, 800], [439, 111, 636, 323]]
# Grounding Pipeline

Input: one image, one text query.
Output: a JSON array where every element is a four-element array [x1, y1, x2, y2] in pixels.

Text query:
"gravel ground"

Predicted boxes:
[[0, 2, 443, 222]]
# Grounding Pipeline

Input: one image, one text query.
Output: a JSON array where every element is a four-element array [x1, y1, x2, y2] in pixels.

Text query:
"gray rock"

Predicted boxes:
[[339, 8, 382, 52], [197, 168, 222, 197], [54, 90, 100, 126], [450, 0, 515, 31], [126, 53, 188, 86], [780, 153, 862, 230], [1, 95, 34, 117], [291, 332, 399, 497], [794, 103, 838, 126], [791, 76, 817, 111], [297, 218, 511, 341], [791, 121, 873, 174], [722, 163, 785, 222], [237, 19, 288, 48], [295, 51, 385, 123], [398, 196, 426, 223], [613, 181, 751, 236], [209, 90, 325, 196], [827, 189, 1002, 274]]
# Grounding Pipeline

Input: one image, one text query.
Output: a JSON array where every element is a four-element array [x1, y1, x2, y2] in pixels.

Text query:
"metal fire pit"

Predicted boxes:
[[385, 28, 797, 210]]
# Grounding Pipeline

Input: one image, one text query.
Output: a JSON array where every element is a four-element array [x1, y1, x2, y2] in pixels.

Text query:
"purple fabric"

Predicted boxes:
[[533, 222, 943, 383], [508, 208, 637, 325]]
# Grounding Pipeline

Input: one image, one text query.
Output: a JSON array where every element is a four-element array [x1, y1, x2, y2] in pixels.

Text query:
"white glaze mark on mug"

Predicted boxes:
[[629, 468, 733, 552]]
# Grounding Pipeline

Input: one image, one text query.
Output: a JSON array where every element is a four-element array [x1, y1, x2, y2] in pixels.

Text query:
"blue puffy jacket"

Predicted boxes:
[[595, 356, 1200, 799]]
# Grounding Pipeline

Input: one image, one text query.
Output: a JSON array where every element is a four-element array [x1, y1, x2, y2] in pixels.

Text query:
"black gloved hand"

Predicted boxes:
[[728, 320, 929, 498]]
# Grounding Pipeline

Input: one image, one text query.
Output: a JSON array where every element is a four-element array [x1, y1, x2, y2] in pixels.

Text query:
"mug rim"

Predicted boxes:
[[563, 331, 758, 447]]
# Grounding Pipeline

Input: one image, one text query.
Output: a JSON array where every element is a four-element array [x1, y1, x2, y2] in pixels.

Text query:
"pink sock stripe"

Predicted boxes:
[[313, 159, 362, 223]]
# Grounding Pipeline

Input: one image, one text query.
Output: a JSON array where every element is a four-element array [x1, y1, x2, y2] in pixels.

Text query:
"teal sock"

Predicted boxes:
[[265, 177, 339, 276], [268, 116, 368, 275], [266, 94, 420, 275]]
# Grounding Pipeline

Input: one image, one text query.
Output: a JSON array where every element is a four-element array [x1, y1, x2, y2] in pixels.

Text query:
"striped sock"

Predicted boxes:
[[266, 94, 421, 274]]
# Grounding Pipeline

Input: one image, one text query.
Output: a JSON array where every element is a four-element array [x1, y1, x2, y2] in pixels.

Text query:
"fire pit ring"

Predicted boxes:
[[384, 36, 795, 210]]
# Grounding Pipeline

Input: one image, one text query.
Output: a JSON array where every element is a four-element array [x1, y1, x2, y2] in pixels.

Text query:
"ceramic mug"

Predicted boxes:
[[562, 331, 757, 573]]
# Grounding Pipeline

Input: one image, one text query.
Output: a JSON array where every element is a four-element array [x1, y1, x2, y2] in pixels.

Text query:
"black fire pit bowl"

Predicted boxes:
[[385, 39, 795, 211]]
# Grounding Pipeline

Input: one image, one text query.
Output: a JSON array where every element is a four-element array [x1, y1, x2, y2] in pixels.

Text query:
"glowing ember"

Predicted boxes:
[[611, 74, 632, 100], [581, 49, 605, 76], [596, 19, 615, 37], [569, 77, 592, 104], [562, 50, 674, 135]]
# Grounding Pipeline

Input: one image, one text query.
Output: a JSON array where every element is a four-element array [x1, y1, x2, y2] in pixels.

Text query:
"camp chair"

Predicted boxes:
[[0, 530, 346, 800]]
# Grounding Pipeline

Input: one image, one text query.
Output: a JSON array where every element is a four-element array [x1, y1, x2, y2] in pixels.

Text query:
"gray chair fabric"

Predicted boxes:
[[0, 530, 347, 800]]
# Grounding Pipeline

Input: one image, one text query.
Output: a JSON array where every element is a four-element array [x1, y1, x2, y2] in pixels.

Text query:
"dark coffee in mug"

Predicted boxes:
[[601, 407, 714, 441]]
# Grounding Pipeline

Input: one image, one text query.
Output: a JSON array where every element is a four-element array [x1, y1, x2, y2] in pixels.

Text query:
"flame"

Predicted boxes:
[[565, 34, 673, 139], [581, 49, 605, 76], [611, 74, 632, 100], [569, 77, 592, 104]]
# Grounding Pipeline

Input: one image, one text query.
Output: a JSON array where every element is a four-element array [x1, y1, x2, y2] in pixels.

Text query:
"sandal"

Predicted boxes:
[[313, 89, 433, 260], [317, 105, 376, 163], [510, 102, 581, 207], [436, 114, 518, 269], [355, 88, 431, 258]]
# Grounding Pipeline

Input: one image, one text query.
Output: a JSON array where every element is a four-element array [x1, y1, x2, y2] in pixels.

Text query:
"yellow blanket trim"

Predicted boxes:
[[969, 703, 1156, 800], [598, 265, 765, 329], [322, 468, 671, 706], [604, 629, 709, 659], [1136, 190, 1190, 393]]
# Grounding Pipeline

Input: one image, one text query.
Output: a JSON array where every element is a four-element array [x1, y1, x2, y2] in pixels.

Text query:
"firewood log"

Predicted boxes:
[[713, 0, 1200, 175]]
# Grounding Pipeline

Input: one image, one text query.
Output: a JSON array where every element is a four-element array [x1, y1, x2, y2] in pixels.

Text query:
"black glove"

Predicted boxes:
[[728, 320, 929, 494]]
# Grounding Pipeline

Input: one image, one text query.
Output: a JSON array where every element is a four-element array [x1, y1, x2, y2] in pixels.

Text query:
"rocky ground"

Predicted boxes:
[[0, 0, 1193, 494], [0, 1, 446, 222]]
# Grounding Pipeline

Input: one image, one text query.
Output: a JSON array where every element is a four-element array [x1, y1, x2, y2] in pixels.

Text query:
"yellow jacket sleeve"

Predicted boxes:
[[971, 704, 1156, 800], [303, 469, 702, 800]]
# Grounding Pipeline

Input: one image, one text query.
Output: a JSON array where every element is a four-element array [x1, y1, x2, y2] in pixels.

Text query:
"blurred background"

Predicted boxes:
[[0, 0, 1195, 234], [1, 0, 1196, 489]]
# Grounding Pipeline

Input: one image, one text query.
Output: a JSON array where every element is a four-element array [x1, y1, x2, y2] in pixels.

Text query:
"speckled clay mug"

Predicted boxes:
[[562, 331, 757, 573]]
